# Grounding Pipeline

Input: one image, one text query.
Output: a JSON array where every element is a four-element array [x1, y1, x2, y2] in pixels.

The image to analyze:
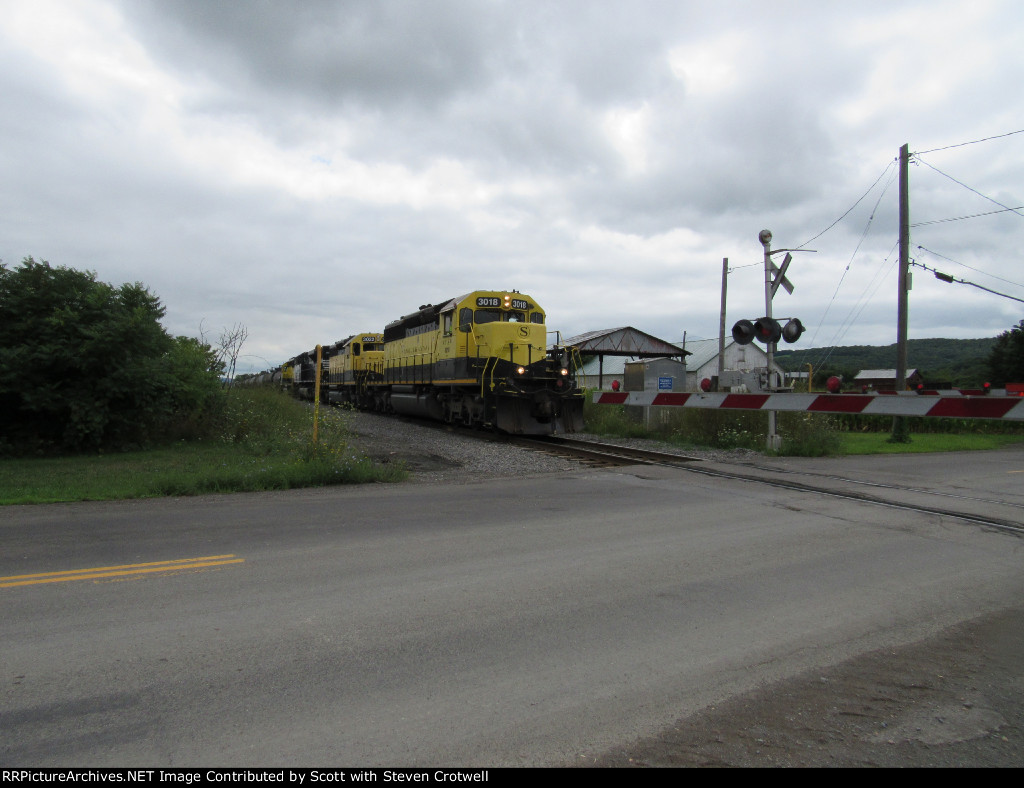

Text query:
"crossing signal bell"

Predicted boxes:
[[732, 317, 805, 346]]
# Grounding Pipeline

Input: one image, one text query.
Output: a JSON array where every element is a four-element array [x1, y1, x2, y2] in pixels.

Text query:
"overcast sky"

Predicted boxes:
[[3, 0, 1023, 373]]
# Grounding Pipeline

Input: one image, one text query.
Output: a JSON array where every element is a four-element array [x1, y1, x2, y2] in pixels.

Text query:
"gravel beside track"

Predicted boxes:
[[341, 411, 584, 482], [341, 410, 761, 483]]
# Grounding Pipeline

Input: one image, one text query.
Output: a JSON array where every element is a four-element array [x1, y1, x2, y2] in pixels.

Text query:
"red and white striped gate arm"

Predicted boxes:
[[591, 390, 1024, 421]]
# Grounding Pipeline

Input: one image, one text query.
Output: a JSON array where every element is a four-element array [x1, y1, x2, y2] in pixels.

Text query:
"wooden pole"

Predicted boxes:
[[718, 258, 727, 388], [892, 143, 911, 442], [313, 344, 322, 445]]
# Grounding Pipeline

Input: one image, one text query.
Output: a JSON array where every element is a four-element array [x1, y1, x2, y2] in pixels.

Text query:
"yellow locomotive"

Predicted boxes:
[[325, 332, 385, 408], [376, 290, 583, 434]]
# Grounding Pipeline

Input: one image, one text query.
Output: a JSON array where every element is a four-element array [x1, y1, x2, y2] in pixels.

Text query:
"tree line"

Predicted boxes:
[[775, 329, 1024, 388], [0, 257, 230, 455]]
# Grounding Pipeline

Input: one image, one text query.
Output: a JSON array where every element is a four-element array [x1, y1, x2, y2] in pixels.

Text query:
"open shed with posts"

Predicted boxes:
[[564, 327, 690, 390]]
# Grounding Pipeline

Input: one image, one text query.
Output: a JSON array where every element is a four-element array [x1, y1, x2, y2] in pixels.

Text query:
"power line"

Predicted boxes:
[[911, 260, 1024, 305], [811, 245, 898, 371], [914, 157, 1024, 218], [806, 168, 898, 353], [795, 159, 897, 250], [915, 128, 1024, 155], [916, 245, 1024, 290], [912, 205, 1024, 227]]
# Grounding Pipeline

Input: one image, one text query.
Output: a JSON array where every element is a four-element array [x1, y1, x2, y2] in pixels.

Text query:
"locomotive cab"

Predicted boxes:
[[327, 332, 384, 408]]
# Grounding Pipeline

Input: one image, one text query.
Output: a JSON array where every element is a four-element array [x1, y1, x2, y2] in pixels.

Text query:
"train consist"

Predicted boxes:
[[280, 290, 585, 435]]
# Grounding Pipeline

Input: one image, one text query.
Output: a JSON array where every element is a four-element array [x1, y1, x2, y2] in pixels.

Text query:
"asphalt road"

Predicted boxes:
[[2, 451, 1023, 766]]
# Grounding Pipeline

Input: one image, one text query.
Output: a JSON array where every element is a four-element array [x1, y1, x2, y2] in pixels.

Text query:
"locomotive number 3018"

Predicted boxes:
[[476, 296, 530, 311]]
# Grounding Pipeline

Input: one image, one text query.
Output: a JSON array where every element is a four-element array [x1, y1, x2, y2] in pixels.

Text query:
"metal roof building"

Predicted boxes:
[[564, 327, 689, 390], [853, 369, 923, 390]]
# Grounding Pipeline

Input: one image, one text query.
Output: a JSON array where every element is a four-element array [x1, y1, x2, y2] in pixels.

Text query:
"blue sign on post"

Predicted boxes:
[[658, 377, 673, 391]]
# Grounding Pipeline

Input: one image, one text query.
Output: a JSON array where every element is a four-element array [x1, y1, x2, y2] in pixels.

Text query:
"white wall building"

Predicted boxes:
[[680, 337, 785, 391]]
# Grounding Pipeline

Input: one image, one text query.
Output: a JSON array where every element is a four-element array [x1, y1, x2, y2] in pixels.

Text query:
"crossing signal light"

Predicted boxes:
[[732, 317, 805, 345], [732, 319, 756, 345], [754, 317, 782, 344], [781, 318, 805, 343]]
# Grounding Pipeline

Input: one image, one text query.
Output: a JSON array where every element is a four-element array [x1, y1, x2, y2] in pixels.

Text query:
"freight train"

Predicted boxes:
[[281, 290, 585, 435]]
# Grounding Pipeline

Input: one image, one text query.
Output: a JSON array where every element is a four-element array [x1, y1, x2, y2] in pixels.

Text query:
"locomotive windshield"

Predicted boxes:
[[473, 309, 528, 324], [458, 303, 544, 329]]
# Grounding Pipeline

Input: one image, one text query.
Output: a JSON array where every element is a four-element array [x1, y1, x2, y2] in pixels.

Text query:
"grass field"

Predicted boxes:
[[837, 432, 1024, 454], [581, 398, 1024, 457], [0, 388, 405, 505]]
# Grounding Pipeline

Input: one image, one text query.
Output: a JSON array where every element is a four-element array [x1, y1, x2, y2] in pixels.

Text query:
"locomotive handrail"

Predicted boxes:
[[481, 356, 496, 396], [568, 346, 583, 374], [491, 352, 501, 392]]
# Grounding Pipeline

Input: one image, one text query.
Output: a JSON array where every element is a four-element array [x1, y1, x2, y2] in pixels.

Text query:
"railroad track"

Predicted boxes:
[[508, 435, 703, 468], [380, 415, 1024, 537], [509, 434, 1024, 537]]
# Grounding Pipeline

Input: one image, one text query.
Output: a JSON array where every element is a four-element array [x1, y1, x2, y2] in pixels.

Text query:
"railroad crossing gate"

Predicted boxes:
[[592, 389, 1024, 422]]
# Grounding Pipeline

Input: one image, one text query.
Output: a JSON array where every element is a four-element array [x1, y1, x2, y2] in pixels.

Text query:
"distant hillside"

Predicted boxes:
[[774, 337, 997, 387]]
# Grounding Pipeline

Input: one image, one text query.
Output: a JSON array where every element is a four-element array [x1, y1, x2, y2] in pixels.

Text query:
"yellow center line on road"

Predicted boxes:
[[0, 555, 245, 588]]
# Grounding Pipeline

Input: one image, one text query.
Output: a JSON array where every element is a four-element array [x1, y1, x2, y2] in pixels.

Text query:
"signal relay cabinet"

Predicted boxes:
[[623, 358, 686, 392]]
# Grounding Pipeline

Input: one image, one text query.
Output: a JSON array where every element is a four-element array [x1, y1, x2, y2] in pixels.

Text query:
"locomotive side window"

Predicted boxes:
[[443, 312, 453, 336]]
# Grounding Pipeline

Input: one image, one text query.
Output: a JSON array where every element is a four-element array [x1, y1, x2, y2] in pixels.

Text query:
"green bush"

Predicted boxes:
[[0, 387, 405, 503], [0, 258, 226, 453], [217, 387, 407, 486]]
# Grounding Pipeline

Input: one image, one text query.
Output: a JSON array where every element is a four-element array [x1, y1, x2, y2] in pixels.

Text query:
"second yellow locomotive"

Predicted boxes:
[[326, 332, 384, 409]]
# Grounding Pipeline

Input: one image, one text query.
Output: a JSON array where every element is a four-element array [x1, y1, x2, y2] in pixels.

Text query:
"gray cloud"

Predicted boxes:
[[2, 0, 1022, 374]]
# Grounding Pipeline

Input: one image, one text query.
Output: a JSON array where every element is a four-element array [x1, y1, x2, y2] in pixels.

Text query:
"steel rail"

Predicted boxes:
[[515, 435, 1024, 537]]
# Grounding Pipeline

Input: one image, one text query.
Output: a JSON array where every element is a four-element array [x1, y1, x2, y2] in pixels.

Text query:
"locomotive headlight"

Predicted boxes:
[[560, 368, 569, 376], [516, 366, 526, 375]]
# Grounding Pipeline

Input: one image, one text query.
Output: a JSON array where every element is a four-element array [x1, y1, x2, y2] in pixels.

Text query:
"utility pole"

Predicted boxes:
[[718, 258, 728, 388], [313, 343, 323, 444], [892, 143, 911, 442]]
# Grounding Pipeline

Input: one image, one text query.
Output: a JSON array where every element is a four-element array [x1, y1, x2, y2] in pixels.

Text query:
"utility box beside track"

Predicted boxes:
[[623, 358, 685, 392], [624, 358, 686, 429]]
